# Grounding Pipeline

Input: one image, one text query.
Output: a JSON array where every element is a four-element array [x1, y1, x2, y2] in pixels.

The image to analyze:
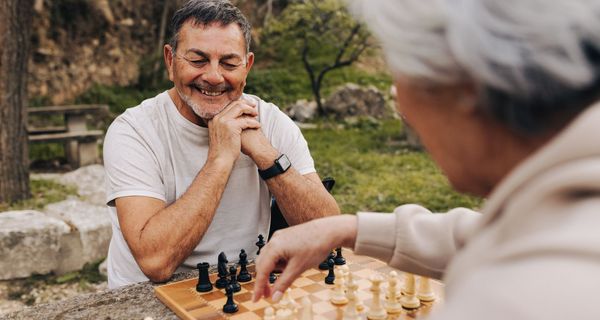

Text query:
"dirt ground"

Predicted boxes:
[[0, 278, 107, 316]]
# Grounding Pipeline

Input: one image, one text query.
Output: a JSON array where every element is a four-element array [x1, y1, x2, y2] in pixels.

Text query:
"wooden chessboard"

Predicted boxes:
[[155, 251, 444, 319]]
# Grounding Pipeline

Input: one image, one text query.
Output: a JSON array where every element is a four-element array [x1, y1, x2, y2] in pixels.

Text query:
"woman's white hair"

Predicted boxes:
[[348, 0, 600, 131], [349, 0, 600, 89]]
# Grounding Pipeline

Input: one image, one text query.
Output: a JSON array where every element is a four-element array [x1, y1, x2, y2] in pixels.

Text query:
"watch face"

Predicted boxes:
[[277, 154, 291, 170]]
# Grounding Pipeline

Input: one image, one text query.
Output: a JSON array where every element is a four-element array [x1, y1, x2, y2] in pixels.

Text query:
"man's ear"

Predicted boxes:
[[164, 44, 175, 81], [245, 52, 255, 73]]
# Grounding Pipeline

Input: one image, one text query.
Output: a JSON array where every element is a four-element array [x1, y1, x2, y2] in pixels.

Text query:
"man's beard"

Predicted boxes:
[[176, 85, 230, 120]]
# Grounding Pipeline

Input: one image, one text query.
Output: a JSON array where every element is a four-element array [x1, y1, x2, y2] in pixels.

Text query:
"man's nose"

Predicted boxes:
[[201, 63, 224, 85]]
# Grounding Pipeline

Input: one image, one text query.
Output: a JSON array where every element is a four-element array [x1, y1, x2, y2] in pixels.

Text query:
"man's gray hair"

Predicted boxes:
[[349, 0, 600, 133], [169, 0, 252, 53]]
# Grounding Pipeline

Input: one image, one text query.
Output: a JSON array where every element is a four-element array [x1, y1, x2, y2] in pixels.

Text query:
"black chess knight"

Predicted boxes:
[[216, 252, 229, 289]]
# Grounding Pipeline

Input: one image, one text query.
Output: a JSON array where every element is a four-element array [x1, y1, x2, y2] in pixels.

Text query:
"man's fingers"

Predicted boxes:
[[270, 261, 303, 302], [220, 99, 258, 119]]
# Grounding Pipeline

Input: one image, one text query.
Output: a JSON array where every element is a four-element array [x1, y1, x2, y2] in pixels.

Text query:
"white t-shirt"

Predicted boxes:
[[103, 91, 315, 288]]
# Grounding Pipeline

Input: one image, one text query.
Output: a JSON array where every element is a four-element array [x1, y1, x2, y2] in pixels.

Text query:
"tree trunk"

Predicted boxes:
[[0, 0, 34, 203]]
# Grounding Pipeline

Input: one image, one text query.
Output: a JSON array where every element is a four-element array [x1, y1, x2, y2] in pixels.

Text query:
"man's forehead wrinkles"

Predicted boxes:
[[185, 48, 243, 60]]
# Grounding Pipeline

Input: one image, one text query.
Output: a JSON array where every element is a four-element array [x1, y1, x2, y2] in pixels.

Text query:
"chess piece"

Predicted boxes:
[[334, 247, 346, 265], [385, 271, 403, 313], [264, 306, 275, 320], [300, 296, 313, 320], [256, 234, 265, 255], [319, 251, 334, 270], [325, 258, 336, 284], [400, 273, 421, 309], [330, 268, 349, 305], [228, 265, 241, 292], [195, 262, 213, 292], [237, 249, 252, 282], [269, 272, 277, 284], [275, 308, 293, 320], [216, 252, 229, 289], [366, 274, 386, 320], [222, 284, 239, 313], [343, 273, 361, 320], [417, 276, 436, 302]]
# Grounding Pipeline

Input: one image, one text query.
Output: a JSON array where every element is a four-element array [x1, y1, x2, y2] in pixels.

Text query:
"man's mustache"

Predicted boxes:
[[191, 82, 232, 92]]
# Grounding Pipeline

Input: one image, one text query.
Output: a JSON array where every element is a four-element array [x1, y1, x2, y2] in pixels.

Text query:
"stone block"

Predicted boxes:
[[44, 199, 112, 274], [58, 164, 106, 206], [0, 211, 70, 280]]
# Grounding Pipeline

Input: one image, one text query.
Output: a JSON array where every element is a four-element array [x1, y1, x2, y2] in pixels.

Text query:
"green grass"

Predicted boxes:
[[0, 179, 78, 212], [303, 119, 482, 213]]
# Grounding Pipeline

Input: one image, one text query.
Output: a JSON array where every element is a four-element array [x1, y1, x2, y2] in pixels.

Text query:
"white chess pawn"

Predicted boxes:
[[331, 269, 349, 305], [346, 272, 365, 313], [300, 296, 313, 320], [366, 274, 387, 320], [417, 276, 436, 302], [343, 273, 361, 320], [264, 306, 275, 320], [400, 273, 421, 309], [385, 271, 403, 314]]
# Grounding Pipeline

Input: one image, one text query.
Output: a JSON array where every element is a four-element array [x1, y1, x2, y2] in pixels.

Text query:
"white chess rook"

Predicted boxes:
[[264, 306, 275, 320], [367, 274, 387, 320]]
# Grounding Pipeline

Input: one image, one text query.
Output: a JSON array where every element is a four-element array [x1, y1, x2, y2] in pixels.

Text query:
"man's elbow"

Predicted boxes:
[[137, 256, 175, 283]]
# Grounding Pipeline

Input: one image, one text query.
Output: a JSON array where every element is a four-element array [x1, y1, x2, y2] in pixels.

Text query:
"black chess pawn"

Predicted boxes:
[[269, 272, 277, 284], [334, 247, 346, 265], [325, 258, 335, 284], [216, 252, 229, 289], [229, 265, 241, 292], [237, 249, 252, 282], [319, 251, 335, 270], [196, 262, 213, 292], [256, 234, 265, 255], [222, 284, 239, 314]]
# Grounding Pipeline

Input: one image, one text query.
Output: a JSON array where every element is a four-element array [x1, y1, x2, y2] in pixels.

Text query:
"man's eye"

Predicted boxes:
[[190, 60, 207, 66]]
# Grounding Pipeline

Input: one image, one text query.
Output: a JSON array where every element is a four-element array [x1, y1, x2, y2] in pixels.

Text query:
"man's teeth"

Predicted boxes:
[[200, 89, 224, 96]]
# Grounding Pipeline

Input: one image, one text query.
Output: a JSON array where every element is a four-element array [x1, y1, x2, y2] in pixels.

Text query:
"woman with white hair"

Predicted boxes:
[[253, 0, 600, 318]]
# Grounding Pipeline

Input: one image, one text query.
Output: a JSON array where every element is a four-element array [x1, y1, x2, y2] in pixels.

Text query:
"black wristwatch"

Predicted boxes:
[[258, 154, 291, 180]]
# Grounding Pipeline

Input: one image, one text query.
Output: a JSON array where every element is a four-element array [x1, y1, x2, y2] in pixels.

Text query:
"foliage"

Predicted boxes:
[[259, 0, 370, 113], [0, 179, 77, 212], [303, 119, 483, 213]]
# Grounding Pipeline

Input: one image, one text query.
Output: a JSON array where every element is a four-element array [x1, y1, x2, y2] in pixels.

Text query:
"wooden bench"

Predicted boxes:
[[28, 104, 109, 168]]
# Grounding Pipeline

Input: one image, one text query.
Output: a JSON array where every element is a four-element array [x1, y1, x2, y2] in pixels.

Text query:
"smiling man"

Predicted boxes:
[[102, 0, 339, 288]]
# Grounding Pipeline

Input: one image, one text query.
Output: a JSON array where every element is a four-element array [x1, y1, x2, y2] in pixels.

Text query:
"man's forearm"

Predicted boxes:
[[134, 158, 233, 280]]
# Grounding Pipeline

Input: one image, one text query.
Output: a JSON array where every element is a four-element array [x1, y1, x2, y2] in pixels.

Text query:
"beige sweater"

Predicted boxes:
[[354, 101, 600, 319]]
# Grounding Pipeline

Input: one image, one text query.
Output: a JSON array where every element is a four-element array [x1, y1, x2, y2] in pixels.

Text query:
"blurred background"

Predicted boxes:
[[0, 0, 481, 315]]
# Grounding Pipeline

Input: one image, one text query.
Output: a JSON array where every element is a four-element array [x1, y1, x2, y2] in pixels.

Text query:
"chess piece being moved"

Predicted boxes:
[[237, 249, 252, 282], [216, 252, 229, 289], [367, 274, 387, 320], [256, 234, 265, 255], [264, 306, 275, 320], [222, 284, 238, 313], [417, 276, 436, 302], [269, 272, 277, 284], [385, 271, 403, 314], [330, 267, 348, 305], [334, 247, 346, 265], [228, 265, 241, 292], [400, 273, 421, 309], [195, 262, 213, 292], [325, 258, 336, 284]]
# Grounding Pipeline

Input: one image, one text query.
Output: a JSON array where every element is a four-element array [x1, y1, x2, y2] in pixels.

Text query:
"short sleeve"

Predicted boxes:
[[261, 103, 315, 175], [103, 116, 166, 206]]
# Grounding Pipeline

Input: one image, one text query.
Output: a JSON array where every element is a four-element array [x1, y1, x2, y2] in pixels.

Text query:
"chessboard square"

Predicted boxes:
[[206, 297, 228, 309], [318, 308, 344, 320], [236, 291, 253, 302], [288, 288, 310, 300], [307, 273, 325, 282], [292, 276, 315, 287], [227, 306, 257, 320], [312, 300, 337, 313], [187, 305, 224, 320], [202, 290, 226, 301], [312, 288, 332, 301], [301, 268, 321, 277], [241, 282, 254, 291], [239, 298, 270, 311], [301, 283, 326, 294]]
